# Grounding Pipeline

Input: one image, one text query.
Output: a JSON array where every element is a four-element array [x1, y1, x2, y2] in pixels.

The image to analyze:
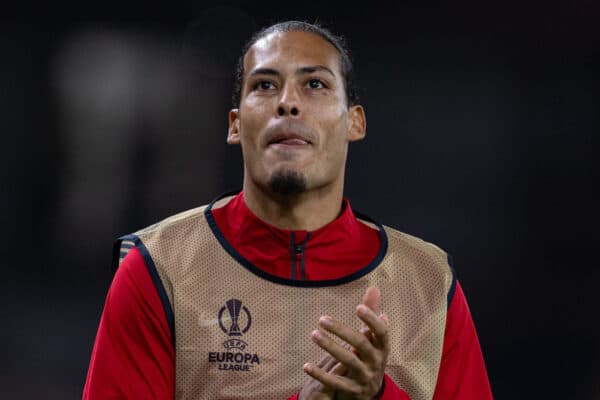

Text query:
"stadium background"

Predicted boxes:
[[1, 1, 597, 398]]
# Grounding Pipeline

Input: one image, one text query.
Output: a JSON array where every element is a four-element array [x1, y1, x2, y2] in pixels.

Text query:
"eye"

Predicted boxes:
[[307, 79, 326, 89], [254, 81, 276, 91]]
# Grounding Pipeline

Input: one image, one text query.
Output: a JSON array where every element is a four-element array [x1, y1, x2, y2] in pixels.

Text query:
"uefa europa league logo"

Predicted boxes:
[[218, 299, 252, 336]]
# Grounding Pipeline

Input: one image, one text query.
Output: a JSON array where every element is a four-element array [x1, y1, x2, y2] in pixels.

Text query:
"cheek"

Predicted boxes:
[[239, 120, 262, 149], [239, 102, 272, 140], [243, 96, 274, 116], [318, 108, 348, 143]]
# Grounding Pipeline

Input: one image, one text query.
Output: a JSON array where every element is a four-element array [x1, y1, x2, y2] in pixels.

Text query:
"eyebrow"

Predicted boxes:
[[248, 68, 280, 78], [248, 65, 336, 79], [298, 65, 335, 77]]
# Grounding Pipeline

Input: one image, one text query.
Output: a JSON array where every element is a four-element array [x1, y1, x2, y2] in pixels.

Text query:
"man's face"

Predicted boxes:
[[228, 30, 365, 196]]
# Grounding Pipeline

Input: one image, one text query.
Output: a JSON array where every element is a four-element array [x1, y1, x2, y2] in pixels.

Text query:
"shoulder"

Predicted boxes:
[[380, 224, 456, 303], [134, 204, 209, 238], [382, 224, 449, 262], [354, 208, 448, 262], [112, 204, 210, 270]]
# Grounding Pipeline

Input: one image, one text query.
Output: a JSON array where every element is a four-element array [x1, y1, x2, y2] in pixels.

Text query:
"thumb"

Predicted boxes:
[[361, 286, 381, 314]]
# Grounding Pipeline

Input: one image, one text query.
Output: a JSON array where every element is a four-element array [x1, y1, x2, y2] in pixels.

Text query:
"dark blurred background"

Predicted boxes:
[[1, 1, 598, 399]]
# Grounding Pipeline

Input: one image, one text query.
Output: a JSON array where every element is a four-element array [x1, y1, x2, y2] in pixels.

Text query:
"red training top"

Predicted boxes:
[[83, 192, 493, 399]]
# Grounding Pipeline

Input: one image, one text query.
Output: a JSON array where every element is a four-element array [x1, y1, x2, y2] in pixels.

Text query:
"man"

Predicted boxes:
[[83, 21, 493, 399]]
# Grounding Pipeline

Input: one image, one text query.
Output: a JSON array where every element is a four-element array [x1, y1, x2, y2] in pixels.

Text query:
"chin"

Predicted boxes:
[[268, 169, 307, 196]]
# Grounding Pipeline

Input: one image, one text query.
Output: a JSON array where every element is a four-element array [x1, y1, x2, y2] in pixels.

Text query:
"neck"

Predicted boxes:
[[242, 178, 344, 232]]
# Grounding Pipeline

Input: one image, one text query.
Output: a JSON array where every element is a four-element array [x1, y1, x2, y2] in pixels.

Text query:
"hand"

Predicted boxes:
[[301, 287, 390, 400], [298, 354, 340, 400]]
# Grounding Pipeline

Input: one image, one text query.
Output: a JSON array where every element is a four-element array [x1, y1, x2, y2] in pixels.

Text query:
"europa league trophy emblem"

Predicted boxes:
[[226, 299, 242, 336], [219, 299, 252, 337]]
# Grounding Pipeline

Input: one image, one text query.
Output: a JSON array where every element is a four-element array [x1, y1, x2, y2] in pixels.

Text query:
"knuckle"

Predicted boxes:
[[375, 325, 389, 340], [381, 324, 389, 336], [372, 352, 383, 365], [363, 370, 375, 383], [348, 353, 362, 369], [355, 335, 370, 348], [348, 383, 363, 395]]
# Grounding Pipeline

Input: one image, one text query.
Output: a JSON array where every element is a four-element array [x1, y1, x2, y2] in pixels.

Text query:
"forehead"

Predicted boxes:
[[244, 30, 342, 76]]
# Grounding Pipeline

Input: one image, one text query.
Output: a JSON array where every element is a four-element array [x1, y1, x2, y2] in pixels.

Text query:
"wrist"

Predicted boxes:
[[372, 376, 385, 399]]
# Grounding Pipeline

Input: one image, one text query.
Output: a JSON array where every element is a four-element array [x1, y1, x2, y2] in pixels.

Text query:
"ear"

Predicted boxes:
[[347, 105, 366, 142], [227, 109, 241, 144]]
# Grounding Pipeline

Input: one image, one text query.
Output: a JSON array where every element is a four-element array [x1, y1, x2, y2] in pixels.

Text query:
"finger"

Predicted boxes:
[[356, 305, 390, 351], [317, 317, 380, 365], [360, 287, 381, 346], [359, 326, 373, 342], [356, 305, 388, 336], [319, 356, 347, 376], [380, 312, 390, 325], [316, 353, 339, 372], [341, 340, 359, 372], [319, 353, 348, 376], [303, 362, 362, 395], [361, 286, 381, 314], [331, 361, 347, 376], [311, 329, 363, 371], [358, 313, 389, 341]]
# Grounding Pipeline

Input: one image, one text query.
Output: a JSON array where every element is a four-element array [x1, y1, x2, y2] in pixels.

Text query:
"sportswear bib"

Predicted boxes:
[[116, 195, 454, 400]]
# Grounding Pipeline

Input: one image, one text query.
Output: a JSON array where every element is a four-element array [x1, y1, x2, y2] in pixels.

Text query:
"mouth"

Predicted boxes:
[[267, 133, 312, 148], [264, 120, 317, 151]]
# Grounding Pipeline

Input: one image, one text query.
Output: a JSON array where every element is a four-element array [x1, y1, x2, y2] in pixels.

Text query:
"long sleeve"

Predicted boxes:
[[374, 280, 493, 400], [432, 281, 493, 399], [82, 247, 175, 399], [286, 373, 412, 399], [378, 374, 412, 399]]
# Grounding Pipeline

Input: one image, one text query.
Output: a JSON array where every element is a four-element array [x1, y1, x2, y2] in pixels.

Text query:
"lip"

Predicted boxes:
[[267, 133, 312, 147], [268, 141, 311, 154], [263, 120, 318, 148]]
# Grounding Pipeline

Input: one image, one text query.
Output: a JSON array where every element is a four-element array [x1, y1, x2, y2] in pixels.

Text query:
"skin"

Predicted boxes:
[[227, 30, 366, 231], [300, 288, 390, 400], [227, 30, 389, 399]]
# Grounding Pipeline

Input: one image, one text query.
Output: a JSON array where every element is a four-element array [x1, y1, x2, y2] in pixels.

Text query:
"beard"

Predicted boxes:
[[268, 169, 307, 196]]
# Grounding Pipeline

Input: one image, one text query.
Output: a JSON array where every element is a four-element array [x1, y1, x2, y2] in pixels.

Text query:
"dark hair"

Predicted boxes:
[[231, 20, 359, 108]]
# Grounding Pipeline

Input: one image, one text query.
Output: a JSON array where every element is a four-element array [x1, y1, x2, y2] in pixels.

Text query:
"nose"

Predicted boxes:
[[277, 106, 299, 117], [277, 83, 300, 117]]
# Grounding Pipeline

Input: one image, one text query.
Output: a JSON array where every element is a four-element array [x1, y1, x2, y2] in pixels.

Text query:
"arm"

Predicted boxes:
[[432, 281, 493, 400], [377, 375, 411, 400], [287, 374, 410, 399], [82, 247, 175, 399]]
